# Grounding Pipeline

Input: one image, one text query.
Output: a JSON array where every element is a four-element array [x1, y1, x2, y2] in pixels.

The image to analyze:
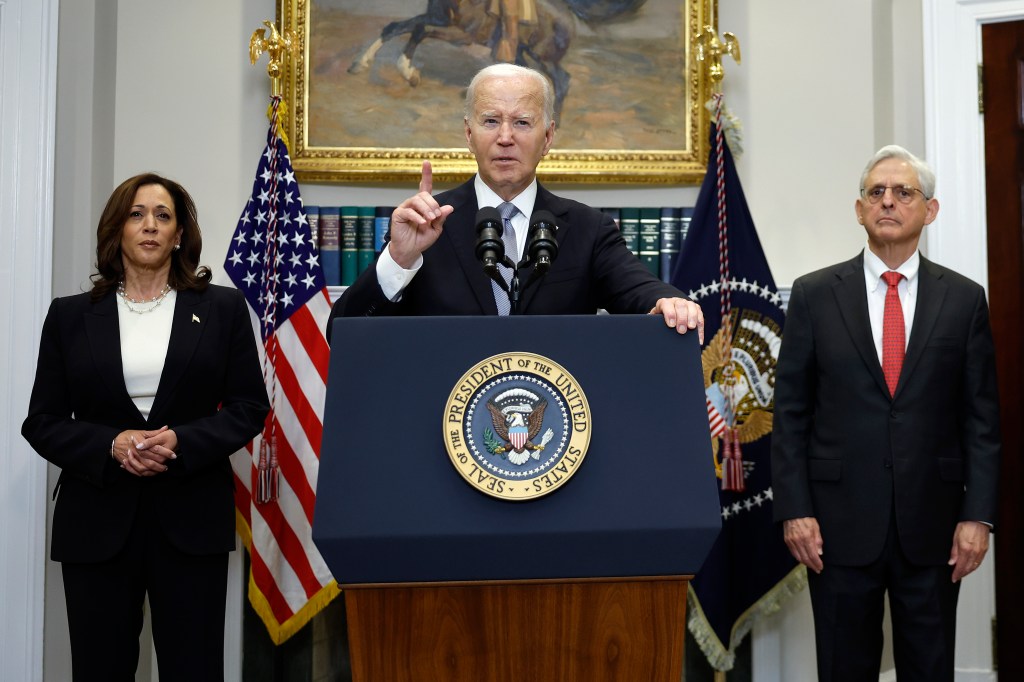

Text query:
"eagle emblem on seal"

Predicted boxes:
[[702, 308, 780, 490], [484, 388, 554, 465]]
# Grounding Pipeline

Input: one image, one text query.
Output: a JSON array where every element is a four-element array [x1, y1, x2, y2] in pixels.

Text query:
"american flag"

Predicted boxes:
[[225, 96, 340, 643]]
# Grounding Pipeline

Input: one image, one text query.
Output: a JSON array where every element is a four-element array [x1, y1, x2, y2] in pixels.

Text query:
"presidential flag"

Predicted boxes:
[[670, 99, 802, 670], [225, 96, 340, 643]]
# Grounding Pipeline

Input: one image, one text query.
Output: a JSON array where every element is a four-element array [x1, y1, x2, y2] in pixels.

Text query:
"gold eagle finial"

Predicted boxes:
[[695, 26, 742, 88], [249, 20, 295, 86]]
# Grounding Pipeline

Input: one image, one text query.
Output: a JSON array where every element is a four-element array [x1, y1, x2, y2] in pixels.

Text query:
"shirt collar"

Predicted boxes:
[[473, 175, 538, 220], [863, 244, 920, 292]]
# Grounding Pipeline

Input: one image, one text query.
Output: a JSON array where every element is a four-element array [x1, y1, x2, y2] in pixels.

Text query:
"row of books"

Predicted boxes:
[[306, 206, 393, 287], [306, 205, 695, 287], [601, 207, 695, 283]]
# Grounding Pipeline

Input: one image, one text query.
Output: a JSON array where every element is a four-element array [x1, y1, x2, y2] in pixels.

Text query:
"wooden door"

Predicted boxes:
[[981, 18, 1024, 680]]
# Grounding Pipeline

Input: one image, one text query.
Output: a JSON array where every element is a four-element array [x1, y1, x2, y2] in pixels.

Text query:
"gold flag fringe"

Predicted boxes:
[[687, 564, 808, 671], [248, 572, 341, 646], [235, 507, 343, 646]]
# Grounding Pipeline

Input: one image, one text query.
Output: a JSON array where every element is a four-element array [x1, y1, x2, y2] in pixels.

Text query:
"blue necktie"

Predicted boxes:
[[493, 202, 519, 316]]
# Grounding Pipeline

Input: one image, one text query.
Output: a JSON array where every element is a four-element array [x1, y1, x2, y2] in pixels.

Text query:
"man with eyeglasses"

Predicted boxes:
[[771, 145, 1000, 681]]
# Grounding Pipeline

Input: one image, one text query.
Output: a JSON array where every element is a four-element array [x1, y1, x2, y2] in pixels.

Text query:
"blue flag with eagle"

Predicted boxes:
[[670, 108, 803, 671]]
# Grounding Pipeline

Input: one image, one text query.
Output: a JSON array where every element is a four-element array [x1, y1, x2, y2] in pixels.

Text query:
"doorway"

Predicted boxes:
[[981, 17, 1024, 680]]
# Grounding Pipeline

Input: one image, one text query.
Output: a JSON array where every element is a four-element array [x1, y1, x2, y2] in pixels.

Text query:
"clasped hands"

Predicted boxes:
[[112, 425, 178, 477], [390, 161, 704, 340]]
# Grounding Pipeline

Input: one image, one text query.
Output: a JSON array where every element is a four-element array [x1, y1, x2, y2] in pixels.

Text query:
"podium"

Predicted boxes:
[[315, 315, 721, 681]]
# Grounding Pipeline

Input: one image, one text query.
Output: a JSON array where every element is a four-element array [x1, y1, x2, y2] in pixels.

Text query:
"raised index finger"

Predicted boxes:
[[419, 160, 433, 195]]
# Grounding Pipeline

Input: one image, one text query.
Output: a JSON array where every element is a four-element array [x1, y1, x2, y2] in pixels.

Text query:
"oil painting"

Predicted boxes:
[[282, 0, 713, 184]]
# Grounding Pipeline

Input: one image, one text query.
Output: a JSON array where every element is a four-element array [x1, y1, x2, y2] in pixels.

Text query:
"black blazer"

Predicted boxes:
[[327, 179, 681, 329], [22, 285, 269, 563], [771, 253, 1001, 566]]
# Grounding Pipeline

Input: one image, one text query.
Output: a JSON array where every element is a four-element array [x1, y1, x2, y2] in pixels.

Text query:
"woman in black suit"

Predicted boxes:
[[22, 173, 269, 681]]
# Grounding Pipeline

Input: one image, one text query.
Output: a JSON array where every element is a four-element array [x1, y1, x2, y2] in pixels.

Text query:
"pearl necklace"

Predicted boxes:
[[117, 282, 172, 314]]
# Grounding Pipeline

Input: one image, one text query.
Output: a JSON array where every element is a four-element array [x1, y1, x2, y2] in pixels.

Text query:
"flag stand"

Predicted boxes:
[[683, 21, 805, 680], [228, 15, 341, 647]]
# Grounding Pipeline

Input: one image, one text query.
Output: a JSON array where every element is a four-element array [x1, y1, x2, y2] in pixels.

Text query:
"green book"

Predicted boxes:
[[357, 206, 376, 275], [659, 207, 681, 283], [639, 208, 661, 278], [680, 206, 695, 251], [340, 206, 359, 286], [618, 207, 640, 257]]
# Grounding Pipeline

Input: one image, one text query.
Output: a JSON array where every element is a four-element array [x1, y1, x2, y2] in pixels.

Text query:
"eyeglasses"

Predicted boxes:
[[860, 185, 928, 205]]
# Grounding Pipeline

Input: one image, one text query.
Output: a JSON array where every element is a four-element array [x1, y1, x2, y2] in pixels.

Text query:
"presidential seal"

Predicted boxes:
[[702, 307, 781, 492], [443, 352, 591, 501]]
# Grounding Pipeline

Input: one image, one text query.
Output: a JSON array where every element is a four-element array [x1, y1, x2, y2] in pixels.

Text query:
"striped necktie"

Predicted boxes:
[[493, 202, 519, 316]]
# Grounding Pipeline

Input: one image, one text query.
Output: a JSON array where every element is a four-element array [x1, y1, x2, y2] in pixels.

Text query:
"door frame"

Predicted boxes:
[[923, 0, 1024, 677], [0, 0, 59, 679]]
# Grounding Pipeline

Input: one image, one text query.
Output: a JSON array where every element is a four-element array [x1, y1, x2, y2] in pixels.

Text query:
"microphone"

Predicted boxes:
[[474, 206, 504, 275], [526, 210, 559, 274]]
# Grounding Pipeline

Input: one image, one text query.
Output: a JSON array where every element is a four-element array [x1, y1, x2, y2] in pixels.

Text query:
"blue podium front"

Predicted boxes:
[[314, 314, 721, 585]]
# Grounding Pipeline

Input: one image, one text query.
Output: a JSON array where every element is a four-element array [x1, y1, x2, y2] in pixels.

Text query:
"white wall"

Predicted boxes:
[[110, 0, 270, 288], [36, 0, 1006, 680]]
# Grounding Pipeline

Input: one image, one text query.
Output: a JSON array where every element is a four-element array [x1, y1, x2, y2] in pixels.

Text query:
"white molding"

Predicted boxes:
[[923, 0, 1024, 290], [0, 0, 59, 680]]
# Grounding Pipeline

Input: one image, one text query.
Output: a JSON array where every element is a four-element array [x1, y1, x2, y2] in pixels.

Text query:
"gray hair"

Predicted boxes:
[[464, 64, 554, 127], [860, 144, 936, 199]]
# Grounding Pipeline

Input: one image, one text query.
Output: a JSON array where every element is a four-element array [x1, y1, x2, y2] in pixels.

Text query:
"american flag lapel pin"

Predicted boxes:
[[192, 314, 201, 324]]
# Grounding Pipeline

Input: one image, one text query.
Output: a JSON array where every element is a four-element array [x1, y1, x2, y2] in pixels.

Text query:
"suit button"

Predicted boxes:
[[884, 459, 893, 469], [890, 410, 899, 419]]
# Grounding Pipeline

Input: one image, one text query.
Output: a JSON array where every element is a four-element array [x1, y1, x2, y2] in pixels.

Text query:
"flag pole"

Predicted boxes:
[[247, 17, 296, 503], [693, 23, 747, 682], [230, 13, 341, 642], [695, 25, 744, 496]]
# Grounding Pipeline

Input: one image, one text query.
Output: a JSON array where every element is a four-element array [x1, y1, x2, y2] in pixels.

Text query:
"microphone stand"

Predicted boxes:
[[484, 254, 521, 314], [519, 211, 558, 296], [497, 239, 554, 313], [509, 268, 520, 315], [480, 208, 558, 315]]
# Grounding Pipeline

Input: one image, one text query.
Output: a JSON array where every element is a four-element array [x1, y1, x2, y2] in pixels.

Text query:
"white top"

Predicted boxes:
[[116, 290, 176, 419], [862, 245, 918, 364], [374, 176, 539, 301]]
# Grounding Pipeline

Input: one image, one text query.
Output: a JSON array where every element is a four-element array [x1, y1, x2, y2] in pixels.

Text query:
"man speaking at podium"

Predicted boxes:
[[326, 63, 703, 340]]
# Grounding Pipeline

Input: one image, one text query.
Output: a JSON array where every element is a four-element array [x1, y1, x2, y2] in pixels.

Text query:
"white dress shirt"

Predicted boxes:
[[863, 245, 918, 365]]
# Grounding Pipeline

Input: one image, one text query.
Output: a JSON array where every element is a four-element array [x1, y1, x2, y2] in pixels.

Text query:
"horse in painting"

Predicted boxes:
[[348, 0, 575, 120]]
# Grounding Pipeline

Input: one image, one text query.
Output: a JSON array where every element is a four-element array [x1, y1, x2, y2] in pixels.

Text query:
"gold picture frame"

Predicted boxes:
[[280, 0, 714, 185]]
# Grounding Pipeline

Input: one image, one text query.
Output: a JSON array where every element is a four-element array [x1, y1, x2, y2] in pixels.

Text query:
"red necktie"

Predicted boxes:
[[881, 271, 905, 397]]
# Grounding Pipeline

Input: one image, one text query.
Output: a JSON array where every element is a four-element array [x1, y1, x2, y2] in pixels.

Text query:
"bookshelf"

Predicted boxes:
[[309, 204, 697, 287]]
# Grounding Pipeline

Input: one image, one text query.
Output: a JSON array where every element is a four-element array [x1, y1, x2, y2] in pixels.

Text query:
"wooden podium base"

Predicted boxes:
[[343, 577, 690, 682]]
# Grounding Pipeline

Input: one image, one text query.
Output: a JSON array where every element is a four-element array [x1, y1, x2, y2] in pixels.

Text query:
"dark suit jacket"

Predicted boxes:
[[771, 252, 1001, 567], [22, 284, 270, 563], [327, 179, 681, 330]]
